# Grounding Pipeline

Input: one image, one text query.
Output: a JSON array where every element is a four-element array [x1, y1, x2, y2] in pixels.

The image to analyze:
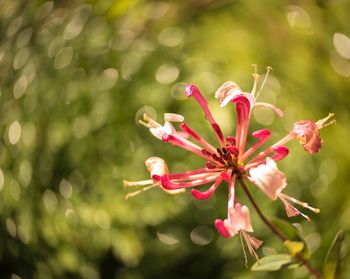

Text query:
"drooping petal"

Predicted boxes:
[[292, 120, 322, 153], [249, 158, 287, 200]]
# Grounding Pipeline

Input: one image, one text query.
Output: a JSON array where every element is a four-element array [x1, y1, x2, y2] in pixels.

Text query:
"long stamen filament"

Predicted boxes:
[[251, 64, 260, 97], [239, 231, 249, 268], [255, 66, 272, 100], [139, 113, 162, 128], [125, 184, 158, 199], [123, 179, 154, 187]]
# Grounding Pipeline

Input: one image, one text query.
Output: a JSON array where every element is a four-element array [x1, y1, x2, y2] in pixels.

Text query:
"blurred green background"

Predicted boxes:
[[0, 0, 349, 278]]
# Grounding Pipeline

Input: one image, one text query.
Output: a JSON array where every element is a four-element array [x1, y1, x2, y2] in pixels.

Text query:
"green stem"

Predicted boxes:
[[238, 178, 323, 279]]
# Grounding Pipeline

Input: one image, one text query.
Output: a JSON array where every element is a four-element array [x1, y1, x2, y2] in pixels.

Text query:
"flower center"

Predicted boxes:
[[207, 142, 246, 177]]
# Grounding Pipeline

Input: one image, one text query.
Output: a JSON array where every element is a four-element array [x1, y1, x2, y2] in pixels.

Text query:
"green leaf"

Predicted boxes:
[[251, 254, 293, 271], [324, 230, 345, 279], [271, 218, 309, 258]]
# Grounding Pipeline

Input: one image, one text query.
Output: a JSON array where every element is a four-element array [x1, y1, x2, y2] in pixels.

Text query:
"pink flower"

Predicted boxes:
[[126, 66, 335, 258], [215, 203, 262, 259]]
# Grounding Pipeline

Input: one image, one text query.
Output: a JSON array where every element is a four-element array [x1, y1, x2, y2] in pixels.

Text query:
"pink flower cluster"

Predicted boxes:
[[124, 68, 335, 257]]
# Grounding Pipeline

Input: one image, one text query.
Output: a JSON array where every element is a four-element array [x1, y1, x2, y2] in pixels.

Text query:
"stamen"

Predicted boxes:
[[125, 184, 157, 199], [123, 179, 154, 187], [251, 64, 260, 97], [138, 113, 161, 128], [316, 113, 336, 129], [279, 193, 320, 213], [239, 231, 249, 268], [279, 195, 311, 221], [255, 66, 272, 100], [242, 232, 260, 261]]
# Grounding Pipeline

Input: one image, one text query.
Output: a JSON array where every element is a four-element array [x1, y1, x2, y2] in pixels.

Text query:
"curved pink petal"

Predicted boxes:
[[241, 129, 271, 162], [190, 173, 225, 200], [215, 219, 232, 238], [252, 129, 271, 140], [185, 84, 225, 146], [271, 146, 289, 161]]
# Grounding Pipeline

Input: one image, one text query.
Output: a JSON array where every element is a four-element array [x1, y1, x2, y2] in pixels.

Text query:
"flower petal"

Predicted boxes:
[[164, 113, 185, 122], [249, 158, 287, 200], [271, 146, 289, 161], [292, 120, 322, 153], [215, 219, 232, 238], [214, 81, 243, 107], [145, 157, 168, 182]]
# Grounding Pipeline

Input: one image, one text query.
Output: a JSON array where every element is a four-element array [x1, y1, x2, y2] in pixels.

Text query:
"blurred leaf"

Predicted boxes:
[[324, 230, 345, 279], [283, 240, 304, 256], [287, 263, 301, 269], [251, 254, 293, 271], [271, 218, 309, 258]]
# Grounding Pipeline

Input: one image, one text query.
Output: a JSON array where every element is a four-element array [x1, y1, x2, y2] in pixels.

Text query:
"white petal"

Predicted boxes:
[[164, 113, 184, 122]]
